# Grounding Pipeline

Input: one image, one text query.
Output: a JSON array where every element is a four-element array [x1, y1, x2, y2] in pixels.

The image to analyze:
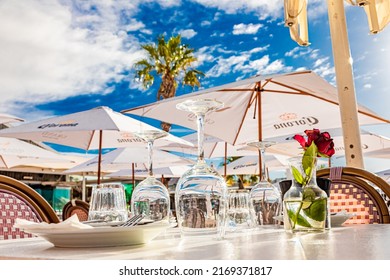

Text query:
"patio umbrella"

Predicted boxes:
[[107, 165, 191, 179], [0, 113, 24, 124], [0, 106, 191, 184], [0, 136, 82, 169], [159, 132, 268, 177], [123, 71, 389, 175], [364, 147, 390, 159], [216, 154, 289, 176], [63, 147, 194, 175], [160, 132, 254, 159], [284, 0, 310, 46], [257, 129, 390, 158], [123, 71, 389, 147]]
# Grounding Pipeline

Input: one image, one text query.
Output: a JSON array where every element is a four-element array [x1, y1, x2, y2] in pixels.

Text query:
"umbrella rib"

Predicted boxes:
[[267, 80, 390, 123], [232, 85, 258, 145]]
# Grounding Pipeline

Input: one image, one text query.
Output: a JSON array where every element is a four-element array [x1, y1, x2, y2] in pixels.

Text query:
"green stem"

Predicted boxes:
[[291, 201, 303, 230]]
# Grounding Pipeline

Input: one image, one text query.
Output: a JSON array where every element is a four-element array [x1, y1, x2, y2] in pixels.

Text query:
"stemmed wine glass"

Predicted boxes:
[[130, 130, 170, 222], [175, 99, 228, 238], [247, 141, 282, 226]]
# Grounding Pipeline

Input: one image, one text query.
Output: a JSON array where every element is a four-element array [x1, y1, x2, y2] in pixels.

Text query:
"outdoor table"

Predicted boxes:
[[1, 224, 390, 260]]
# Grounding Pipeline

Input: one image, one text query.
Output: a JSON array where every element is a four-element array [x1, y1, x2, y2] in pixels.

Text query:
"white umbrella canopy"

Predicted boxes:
[[376, 169, 390, 182], [0, 106, 192, 183], [0, 136, 82, 169], [365, 148, 390, 159], [0, 106, 190, 149], [107, 165, 191, 179], [216, 154, 289, 175], [160, 132, 255, 158], [63, 147, 194, 175], [253, 129, 390, 158], [0, 113, 24, 124], [123, 71, 389, 147]]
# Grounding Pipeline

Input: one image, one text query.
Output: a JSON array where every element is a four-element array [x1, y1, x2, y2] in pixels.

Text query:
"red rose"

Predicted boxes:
[[293, 129, 335, 157]]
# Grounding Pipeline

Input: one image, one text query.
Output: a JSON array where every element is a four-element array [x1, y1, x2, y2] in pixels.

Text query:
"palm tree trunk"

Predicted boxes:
[[158, 75, 176, 132]]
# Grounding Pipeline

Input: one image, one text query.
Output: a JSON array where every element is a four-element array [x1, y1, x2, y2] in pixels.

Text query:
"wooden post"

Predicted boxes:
[[327, 0, 364, 168]]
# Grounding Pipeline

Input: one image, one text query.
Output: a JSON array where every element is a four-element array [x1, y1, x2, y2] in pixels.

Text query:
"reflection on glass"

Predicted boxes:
[[247, 141, 282, 226], [227, 189, 253, 231], [130, 130, 170, 222], [88, 183, 128, 222], [175, 99, 227, 238]]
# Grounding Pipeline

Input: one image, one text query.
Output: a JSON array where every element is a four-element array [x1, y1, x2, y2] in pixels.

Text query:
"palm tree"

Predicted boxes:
[[134, 34, 205, 131]]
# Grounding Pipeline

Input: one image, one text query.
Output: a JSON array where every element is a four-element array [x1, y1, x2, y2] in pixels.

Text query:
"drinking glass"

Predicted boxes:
[[175, 99, 228, 238], [88, 183, 128, 222], [227, 189, 253, 231], [247, 141, 282, 226], [130, 130, 170, 222]]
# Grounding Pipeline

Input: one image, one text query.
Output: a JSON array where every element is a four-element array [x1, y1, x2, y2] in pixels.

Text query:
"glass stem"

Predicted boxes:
[[147, 139, 154, 177], [259, 147, 268, 182], [197, 113, 205, 163]]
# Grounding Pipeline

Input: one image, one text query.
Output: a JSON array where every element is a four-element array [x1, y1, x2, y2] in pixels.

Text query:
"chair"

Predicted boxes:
[[317, 167, 390, 224], [62, 199, 89, 222], [0, 175, 60, 240]]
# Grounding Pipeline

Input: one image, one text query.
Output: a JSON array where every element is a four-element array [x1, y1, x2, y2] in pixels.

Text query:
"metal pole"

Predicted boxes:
[[97, 130, 103, 184], [327, 0, 364, 168], [81, 173, 86, 202], [224, 142, 227, 178]]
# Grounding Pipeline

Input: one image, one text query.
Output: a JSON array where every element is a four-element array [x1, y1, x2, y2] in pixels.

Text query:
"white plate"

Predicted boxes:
[[24, 222, 175, 248], [330, 212, 356, 227], [85, 219, 154, 227]]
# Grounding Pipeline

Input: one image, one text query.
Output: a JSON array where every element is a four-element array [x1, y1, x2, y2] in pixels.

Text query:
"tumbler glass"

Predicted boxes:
[[88, 183, 128, 222]]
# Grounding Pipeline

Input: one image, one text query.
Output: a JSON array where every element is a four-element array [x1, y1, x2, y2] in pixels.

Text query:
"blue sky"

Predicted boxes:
[[0, 0, 389, 171]]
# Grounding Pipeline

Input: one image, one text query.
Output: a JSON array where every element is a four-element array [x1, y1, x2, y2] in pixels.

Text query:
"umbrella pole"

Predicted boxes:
[[256, 84, 263, 178], [132, 163, 135, 187], [82, 173, 86, 201], [224, 142, 227, 178], [327, 0, 364, 168], [97, 130, 103, 185]]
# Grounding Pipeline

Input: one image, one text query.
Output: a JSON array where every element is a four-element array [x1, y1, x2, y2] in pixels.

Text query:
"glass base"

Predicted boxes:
[[88, 210, 128, 222], [179, 227, 221, 238]]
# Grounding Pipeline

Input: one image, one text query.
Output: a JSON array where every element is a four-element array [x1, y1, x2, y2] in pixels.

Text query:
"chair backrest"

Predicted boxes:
[[317, 167, 390, 224], [0, 175, 60, 240], [62, 199, 89, 222]]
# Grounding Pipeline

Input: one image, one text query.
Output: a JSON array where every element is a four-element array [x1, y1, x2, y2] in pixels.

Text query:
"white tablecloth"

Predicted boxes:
[[1, 224, 390, 260]]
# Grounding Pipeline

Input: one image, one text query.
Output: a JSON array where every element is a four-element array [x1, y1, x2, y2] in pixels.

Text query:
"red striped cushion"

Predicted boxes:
[[0, 190, 42, 240]]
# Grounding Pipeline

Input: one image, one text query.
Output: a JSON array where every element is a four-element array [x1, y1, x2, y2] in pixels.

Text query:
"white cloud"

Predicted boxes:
[[285, 47, 301, 57], [313, 64, 335, 78], [313, 57, 329, 68], [285, 47, 316, 59], [206, 50, 291, 78], [0, 0, 144, 113], [233, 23, 263, 35], [207, 55, 249, 77], [249, 45, 270, 54], [364, 84, 372, 89], [156, 0, 182, 7], [125, 19, 146, 31], [194, 46, 217, 66], [179, 29, 198, 39], [192, 0, 283, 19], [201, 20, 212, 27]]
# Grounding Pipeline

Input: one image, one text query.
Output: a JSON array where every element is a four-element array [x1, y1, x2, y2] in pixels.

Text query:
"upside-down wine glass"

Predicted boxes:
[[175, 99, 228, 238], [130, 130, 170, 222], [247, 141, 282, 227]]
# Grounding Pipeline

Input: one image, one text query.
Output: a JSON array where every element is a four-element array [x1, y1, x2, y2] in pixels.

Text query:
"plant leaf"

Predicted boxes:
[[296, 213, 313, 227], [291, 166, 304, 184], [302, 198, 327, 222]]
